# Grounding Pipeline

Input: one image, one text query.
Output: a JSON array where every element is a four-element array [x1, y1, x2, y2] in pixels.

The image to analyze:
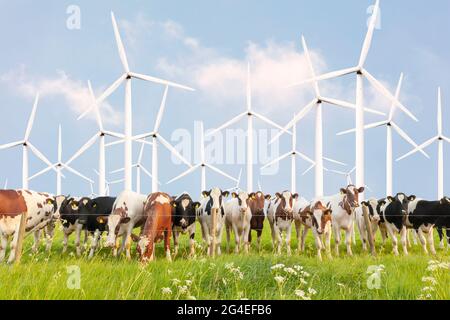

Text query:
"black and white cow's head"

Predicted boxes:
[[172, 193, 200, 230], [76, 197, 96, 225], [361, 198, 381, 222], [386, 193, 415, 215], [202, 188, 229, 216], [59, 197, 80, 228]]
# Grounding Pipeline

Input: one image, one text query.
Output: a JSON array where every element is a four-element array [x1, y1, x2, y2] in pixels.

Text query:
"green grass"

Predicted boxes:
[[0, 221, 448, 300]]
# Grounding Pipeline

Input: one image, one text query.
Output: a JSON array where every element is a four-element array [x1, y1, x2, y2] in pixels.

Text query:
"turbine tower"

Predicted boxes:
[[77, 12, 194, 191], [206, 63, 290, 192], [167, 122, 237, 193], [337, 74, 428, 196], [29, 125, 93, 195], [397, 88, 448, 199], [0, 93, 57, 189]]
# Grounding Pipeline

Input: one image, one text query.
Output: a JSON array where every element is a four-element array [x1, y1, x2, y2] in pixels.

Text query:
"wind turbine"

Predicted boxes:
[[132, 86, 192, 192], [206, 63, 291, 192], [0, 93, 57, 189], [3, 179, 8, 189], [93, 169, 124, 196], [167, 122, 237, 193], [29, 125, 93, 195], [397, 88, 448, 199], [64, 81, 124, 196], [110, 140, 156, 194], [327, 167, 356, 186], [336, 74, 429, 196], [77, 12, 194, 191], [263, 122, 346, 193], [227, 169, 243, 193], [271, 35, 384, 197], [288, 0, 417, 200]]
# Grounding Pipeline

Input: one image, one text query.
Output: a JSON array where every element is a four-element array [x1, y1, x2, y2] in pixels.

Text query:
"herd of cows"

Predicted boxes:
[[0, 185, 449, 263]]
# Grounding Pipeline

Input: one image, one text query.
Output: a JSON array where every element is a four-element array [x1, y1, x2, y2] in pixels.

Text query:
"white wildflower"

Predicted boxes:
[[274, 276, 285, 285], [308, 288, 317, 295], [422, 276, 437, 285], [161, 287, 172, 295], [178, 285, 188, 295], [271, 263, 285, 271], [283, 267, 297, 276], [171, 278, 181, 286]]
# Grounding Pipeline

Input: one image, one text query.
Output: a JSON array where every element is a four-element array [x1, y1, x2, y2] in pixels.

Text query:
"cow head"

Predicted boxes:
[[311, 201, 332, 235], [386, 193, 411, 215], [202, 188, 229, 214], [361, 198, 381, 222], [275, 191, 298, 214], [53, 195, 66, 219], [232, 191, 251, 214], [77, 197, 95, 225], [340, 185, 365, 212], [172, 193, 199, 230], [103, 202, 131, 248], [248, 191, 270, 217], [59, 197, 80, 228]]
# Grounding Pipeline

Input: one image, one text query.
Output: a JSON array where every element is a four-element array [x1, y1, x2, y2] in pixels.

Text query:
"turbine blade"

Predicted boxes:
[[29, 165, 55, 181], [62, 164, 94, 183], [260, 152, 291, 169], [66, 133, 99, 166], [139, 165, 154, 179], [358, 0, 380, 68], [206, 112, 247, 136], [336, 120, 388, 136], [87, 80, 103, 131], [301, 35, 320, 97], [396, 136, 438, 161], [111, 12, 130, 73], [137, 140, 146, 163], [294, 151, 315, 165], [158, 135, 192, 167], [24, 93, 39, 141], [58, 125, 62, 162], [438, 87, 442, 136], [205, 164, 238, 182], [105, 139, 125, 147], [129, 72, 195, 91], [391, 122, 429, 159], [103, 130, 125, 139], [388, 73, 404, 121], [302, 163, 315, 176], [363, 69, 418, 122], [110, 167, 125, 174], [287, 67, 359, 88], [154, 85, 169, 132], [323, 157, 347, 166], [0, 140, 23, 150], [247, 62, 252, 112], [252, 112, 291, 135], [327, 169, 348, 176], [27, 142, 56, 170], [167, 164, 200, 184]]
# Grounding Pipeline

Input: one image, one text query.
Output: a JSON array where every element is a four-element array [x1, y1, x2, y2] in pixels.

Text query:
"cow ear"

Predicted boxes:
[[313, 201, 322, 209], [325, 209, 332, 215], [340, 188, 346, 195], [46, 198, 55, 205], [92, 201, 97, 208], [172, 202, 177, 208], [357, 187, 365, 193], [201, 190, 210, 198], [361, 201, 368, 206], [275, 193, 282, 198], [292, 193, 299, 199], [96, 216, 108, 224], [249, 193, 255, 199], [232, 192, 238, 198], [120, 217, 131, 224], [408, 195, 416, 201], [265, 194, 271, 200], [387, 196, 394, 202], [222, 191, 230, 197], [193, 202, 201, 209]]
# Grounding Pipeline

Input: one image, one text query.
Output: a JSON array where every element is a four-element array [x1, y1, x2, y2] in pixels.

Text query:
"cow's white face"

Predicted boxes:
[[312, 201, 332, 234], [209, 188, 222, 209], [281, 191, 295, 212], [237, 192, 249, 213]]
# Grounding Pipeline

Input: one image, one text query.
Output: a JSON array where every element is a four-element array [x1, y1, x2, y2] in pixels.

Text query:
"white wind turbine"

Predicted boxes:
[[397, 88, 448, 199], [206, 63, 290, 192], [263, 122, 346, 193], [110, 140, 157, 194], [29, 125, 93, 195], [327, 167, 356, 186], [93, 169, 124, 196], [227, 169, 243, 193], [336, 74, 429, 196], [271, 35, 384, 197], [0, 93, 57, 189], [77, 12, 194, 191], [288, 0, 418, 200], [64, 81, 124, 196], [3, 179, 8, 189], [131, 85, 193, 192], [167, 122, 237, 193]]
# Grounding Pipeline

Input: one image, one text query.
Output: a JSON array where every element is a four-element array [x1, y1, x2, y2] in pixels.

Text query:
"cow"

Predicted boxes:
[[171, 193, 200, 257], [379, 193, 414, 255], [76, 196, 116, 259], [224, 192, 253, 254], [100, 190, 147, 259], [59, 196, 87, 256], [137, 192, 173, 262], [293, 196, 312, 252], [197, 188, 230, 256], [405, 196, 450, 254], [267, 191, 298, 255], [315, 185, 364, 256], [437, 226, 449, 249], [0, 190, 61, 263], [357, 198, 381, 251], [295, 200, 332, 260], [247, 191, 271, 251]]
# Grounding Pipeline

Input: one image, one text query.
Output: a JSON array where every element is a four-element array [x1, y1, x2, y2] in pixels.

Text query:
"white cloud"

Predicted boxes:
[[0, 65, 122, 126]]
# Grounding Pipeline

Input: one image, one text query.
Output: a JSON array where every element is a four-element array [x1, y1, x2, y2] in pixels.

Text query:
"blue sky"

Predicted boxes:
[[0, 0, 449, 199]]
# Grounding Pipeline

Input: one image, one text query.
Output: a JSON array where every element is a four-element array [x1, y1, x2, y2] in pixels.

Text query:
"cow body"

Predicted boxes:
[[247, 192, 270, 251], [267, 191, 298, 255], [103, 190, 147, 259], [224, 192, 253, 254], [171, 193, 199, 257], [197, 188, 229, 256], [138, 192, 173, 262], [0, 190, 60, 263], [293, 197, 311, 252], [59, 196, 87, 256]]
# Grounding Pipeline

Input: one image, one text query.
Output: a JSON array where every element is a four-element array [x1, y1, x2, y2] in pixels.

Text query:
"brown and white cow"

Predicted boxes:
[[224, 192, 253, 254], [267, 191, 298, 255], [296, 201, 332, 260], [137, 192, 173, 263], [247, 191, 271, 251], [0, 190, 61, 263]]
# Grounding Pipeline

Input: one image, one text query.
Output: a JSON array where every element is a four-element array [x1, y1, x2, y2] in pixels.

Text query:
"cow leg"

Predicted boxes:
[[164, 229, 172, 262], [412, 229, 419, 246], [62, 231, 69, 253], [357, 218, 367, 251], [256, 230, 262, 252], [225, 223, 231, 253], [233, 224, 240, 254], [243, 226, 250, 254], [7, 222, 22, 264], [426, 227, 437, 255], [385, 223, 399, 256], [216, 222, 224, 256], [352, 219, 357, 245], [32, 230, 40, 253], [0, 233, 7, 262], [286, 224, 292, 256], [345, 227, 353, 256], [88, 229, 101, 259], [295, 220, 302, 252], [312, 229, 323, 261], [45, 222, 55, 252], [333, 225, 341, 256], [417, 228, 428, 254], [400, 227, 409, 256], [379, 223, 388, 245], [300, 226, 308, 252], [324, 228, 332, 259], [173, 230, 179, 257], [189, 228, 196, 258], [75, 224, 83, 257], [437, 227, 444, 249]]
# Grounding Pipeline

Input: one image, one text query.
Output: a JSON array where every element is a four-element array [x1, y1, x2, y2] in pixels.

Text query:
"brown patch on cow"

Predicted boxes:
[[0, 190, 28, 218], [248, 192, 266, 236], [25, 190, 32, 195], [37, 203, 43, 208]]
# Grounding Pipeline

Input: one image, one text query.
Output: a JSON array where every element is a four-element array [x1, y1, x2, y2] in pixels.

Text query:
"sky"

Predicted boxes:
[[0, 0, 449, 200]]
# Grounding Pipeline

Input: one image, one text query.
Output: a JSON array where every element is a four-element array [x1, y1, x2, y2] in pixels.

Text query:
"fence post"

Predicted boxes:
[[14, 211, 28, 264], [362, 204, 376, 256]]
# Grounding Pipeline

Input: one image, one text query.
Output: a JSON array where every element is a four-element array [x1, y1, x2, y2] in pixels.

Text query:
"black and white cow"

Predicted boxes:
[[59, 196, 85, 256], [171, 193, 200, 257], [77, 196, 116, 259]]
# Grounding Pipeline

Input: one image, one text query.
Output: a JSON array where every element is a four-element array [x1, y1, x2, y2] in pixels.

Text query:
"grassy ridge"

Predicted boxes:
[[0, 221, 448, 300]]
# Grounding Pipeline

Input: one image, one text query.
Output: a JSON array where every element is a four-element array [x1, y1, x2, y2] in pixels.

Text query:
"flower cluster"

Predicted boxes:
[[270, 263, 316, 300], [161, 278, 196, 300], [418, 260, 449, 300]]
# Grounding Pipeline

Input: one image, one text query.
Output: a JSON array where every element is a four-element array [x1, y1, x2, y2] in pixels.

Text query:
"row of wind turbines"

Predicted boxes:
[[1, 0, 448, 201]]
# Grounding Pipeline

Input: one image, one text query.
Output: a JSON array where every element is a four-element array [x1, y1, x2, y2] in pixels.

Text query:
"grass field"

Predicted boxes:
[[0, 221, 448, 300]]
